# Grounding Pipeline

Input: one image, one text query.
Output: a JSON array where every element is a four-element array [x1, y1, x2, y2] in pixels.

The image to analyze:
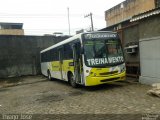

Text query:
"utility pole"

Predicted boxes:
[[67, 7, 71, 35], [84, 13, 94, 31]]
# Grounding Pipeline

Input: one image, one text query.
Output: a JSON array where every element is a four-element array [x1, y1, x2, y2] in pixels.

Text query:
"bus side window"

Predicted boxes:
[[50, 49, 54, 61], [50, 48, 58, 61], [55, 50, 59, 61], [64, 44, 73, 60]]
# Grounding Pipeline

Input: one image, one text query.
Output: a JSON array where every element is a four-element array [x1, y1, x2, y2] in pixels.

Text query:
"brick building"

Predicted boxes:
[[0, 22, 24, 35], [105, 0, 160, 27]]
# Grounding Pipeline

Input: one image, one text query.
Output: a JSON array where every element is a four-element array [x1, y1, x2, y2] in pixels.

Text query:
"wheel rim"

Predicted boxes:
[[70, 74, 76, 87], [48, 71, 51, 80], [49, 74, 51, 79], [70, 74, 74, 85]]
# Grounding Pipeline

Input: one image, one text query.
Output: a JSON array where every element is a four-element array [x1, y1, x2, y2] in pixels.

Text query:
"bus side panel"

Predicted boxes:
[[41, 62, 49, 77], [50, 60, 74, 81], [62, 59, 74, 81], [51, 61, 62, 80]]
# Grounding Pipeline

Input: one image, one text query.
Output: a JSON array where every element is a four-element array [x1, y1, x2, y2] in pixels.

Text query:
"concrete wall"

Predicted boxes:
[[139, 16, 160, 85], [105, 0, 155, 27], [0, 35, 69, 78], [139, 16, 160, 39]]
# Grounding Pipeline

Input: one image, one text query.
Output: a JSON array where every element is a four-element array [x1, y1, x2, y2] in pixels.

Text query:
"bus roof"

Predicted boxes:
[[40, 31, 117, 53], [40, 33, 83, 53]]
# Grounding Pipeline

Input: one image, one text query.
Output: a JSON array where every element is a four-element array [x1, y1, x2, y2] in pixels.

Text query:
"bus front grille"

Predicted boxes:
[[99, 71, 118, 76], [101, 77, 120, 82]]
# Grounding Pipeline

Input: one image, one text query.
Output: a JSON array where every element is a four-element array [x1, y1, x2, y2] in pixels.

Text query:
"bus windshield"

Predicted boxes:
[[83, 38, 124, 67]]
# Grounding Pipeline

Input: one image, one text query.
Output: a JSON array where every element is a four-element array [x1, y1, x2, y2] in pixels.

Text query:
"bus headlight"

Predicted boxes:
[[86, 70, 89, 73], [84, 67, 92, 77], [120, 64, 126, 73]]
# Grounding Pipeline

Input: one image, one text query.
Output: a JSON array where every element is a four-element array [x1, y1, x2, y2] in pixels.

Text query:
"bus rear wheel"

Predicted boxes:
[[47, 70, 52, 81], [69, 73, 77, 88]]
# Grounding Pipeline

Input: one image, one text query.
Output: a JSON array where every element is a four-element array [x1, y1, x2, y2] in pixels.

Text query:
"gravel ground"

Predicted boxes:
[[0, 76, 160, 119]]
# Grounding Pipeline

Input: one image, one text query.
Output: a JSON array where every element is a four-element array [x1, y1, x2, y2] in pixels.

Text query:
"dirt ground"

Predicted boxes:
[[0, 76, 160, 119]]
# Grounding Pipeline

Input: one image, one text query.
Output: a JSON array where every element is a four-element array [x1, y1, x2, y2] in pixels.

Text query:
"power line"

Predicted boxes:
[[0, 13, 83, 18], [0, 13, 104, 19]]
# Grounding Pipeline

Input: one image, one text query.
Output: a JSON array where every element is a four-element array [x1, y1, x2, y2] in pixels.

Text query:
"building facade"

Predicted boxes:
[[0, 22, 24, 35], [130, 8, 160, 85], [105, 0, 158, 27]]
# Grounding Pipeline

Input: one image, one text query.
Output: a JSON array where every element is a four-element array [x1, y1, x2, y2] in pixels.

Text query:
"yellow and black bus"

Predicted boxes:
[[40, 31, 126, 87]]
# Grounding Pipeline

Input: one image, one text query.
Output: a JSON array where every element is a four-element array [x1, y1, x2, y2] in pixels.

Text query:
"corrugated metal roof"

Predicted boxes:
[[130, 7, 160, 22]]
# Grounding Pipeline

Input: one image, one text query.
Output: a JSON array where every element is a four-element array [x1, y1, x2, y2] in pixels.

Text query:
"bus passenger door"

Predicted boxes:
[[73, 42, 81, 84]]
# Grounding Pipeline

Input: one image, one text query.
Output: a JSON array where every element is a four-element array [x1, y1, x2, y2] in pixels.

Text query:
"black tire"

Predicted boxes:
[[69, 73, 77, 88], [47, 70, 52, 81]]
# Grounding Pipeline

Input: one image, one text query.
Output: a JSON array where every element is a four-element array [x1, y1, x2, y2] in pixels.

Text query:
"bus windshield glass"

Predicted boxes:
[[83, 33, 124, 67]]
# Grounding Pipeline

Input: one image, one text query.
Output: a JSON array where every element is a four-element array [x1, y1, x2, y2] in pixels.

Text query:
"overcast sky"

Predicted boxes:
[[0, 0, 124, 35]]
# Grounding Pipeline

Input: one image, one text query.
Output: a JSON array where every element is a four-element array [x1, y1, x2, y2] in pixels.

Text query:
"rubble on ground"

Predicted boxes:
[[148, 83, 160, 97]]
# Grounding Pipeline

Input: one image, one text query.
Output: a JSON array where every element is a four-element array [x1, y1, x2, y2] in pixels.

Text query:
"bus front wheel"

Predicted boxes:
[[69, 73, 77, 88]]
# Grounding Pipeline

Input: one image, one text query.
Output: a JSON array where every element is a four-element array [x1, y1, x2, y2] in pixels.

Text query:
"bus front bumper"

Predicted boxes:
[[85, 71, 126, 86]]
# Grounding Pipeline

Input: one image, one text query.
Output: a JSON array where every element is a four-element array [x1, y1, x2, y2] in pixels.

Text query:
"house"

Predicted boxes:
[[0, 22, 24, 35], [105, 0, 159, 27]]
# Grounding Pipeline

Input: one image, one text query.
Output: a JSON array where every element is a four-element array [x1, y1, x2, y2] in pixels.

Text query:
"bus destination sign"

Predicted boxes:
[[84, 33, 117, 39]]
